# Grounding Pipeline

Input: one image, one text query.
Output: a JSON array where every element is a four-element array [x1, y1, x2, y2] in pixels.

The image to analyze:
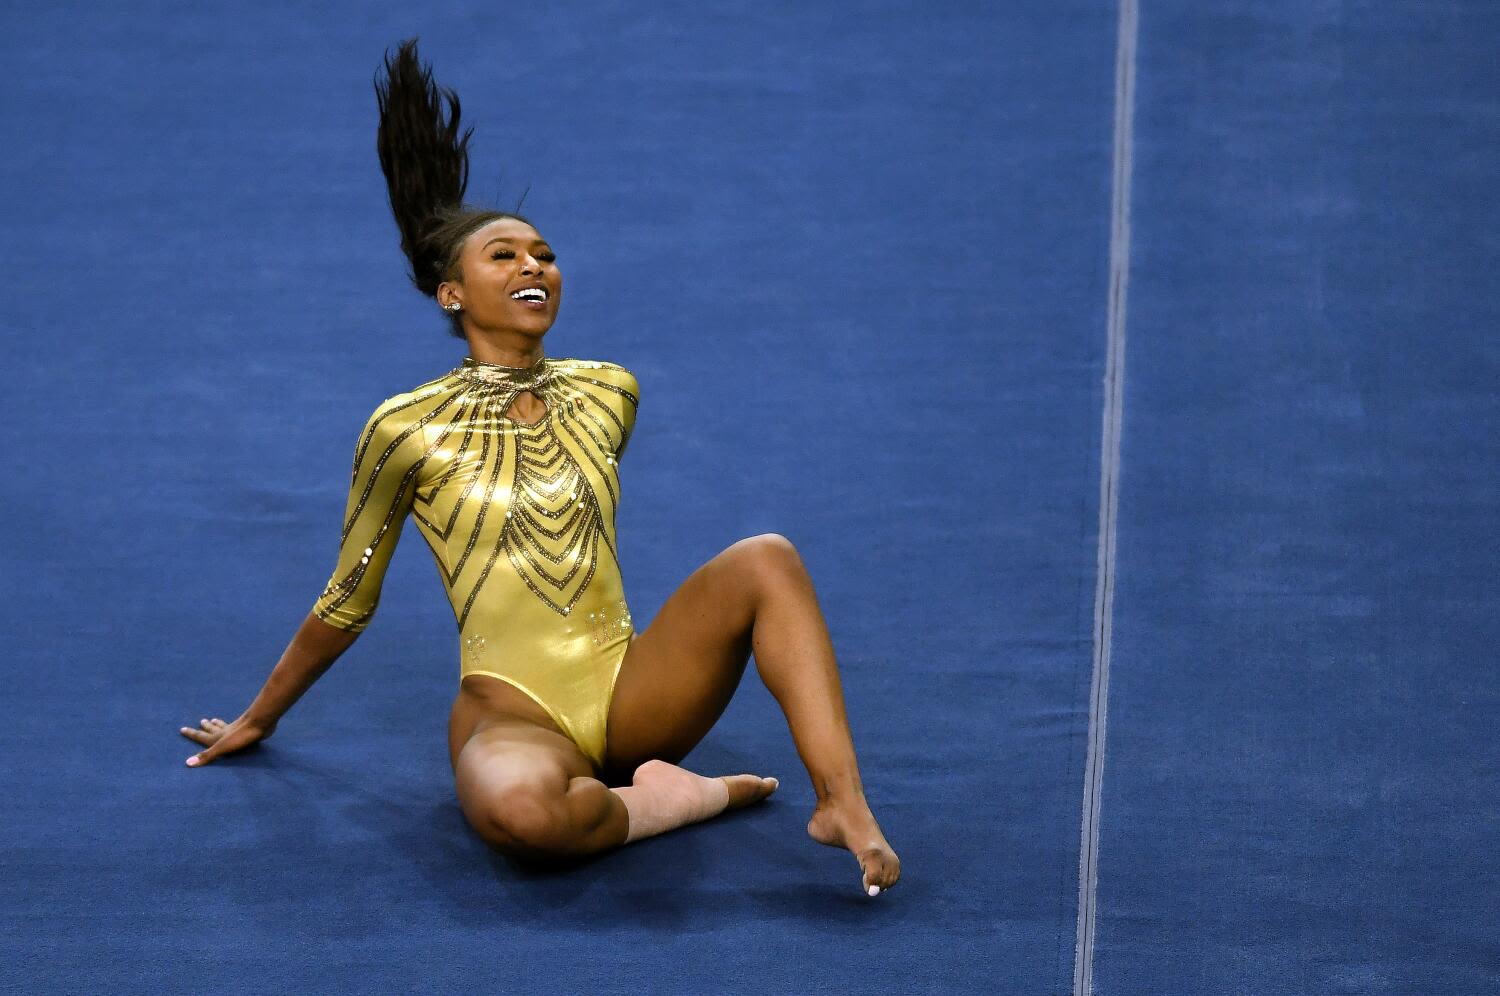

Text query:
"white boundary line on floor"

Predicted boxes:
[[1074, 1, 1138, 993]]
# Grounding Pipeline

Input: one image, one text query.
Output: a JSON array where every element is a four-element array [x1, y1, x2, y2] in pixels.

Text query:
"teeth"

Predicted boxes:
[[511, 287, 548, 301]]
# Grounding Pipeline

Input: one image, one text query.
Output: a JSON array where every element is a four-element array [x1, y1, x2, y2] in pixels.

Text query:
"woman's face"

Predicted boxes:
[[442, 217, 562, 334]]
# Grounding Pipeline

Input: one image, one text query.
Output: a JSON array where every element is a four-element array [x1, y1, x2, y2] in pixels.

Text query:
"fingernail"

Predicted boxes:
[[767, 777, 778, 788], [867, 885, 879, 896], [186, 757, 199, 766]]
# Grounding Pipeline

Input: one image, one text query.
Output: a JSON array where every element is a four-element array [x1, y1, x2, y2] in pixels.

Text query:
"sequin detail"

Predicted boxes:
[[494, 416, 602, 619], [312, 356, 639, 635], [464, 633, 487, 665], [588, 599, 634, 648]]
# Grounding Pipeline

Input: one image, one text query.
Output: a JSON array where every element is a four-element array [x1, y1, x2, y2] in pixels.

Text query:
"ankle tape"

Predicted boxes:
[[612, 775, 730, 844]]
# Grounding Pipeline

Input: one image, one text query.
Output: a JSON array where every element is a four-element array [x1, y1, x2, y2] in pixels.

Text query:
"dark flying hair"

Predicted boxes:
[[374, 37, 534, 338]]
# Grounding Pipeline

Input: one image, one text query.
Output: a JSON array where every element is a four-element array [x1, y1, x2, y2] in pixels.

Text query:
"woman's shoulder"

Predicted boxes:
[[359, 370, 466, 438], [550, 356, 635, 376], [550, 357, 639, 392]]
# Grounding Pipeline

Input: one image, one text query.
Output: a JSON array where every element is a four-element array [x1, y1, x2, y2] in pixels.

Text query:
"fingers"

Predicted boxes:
[[186, 735, 225, 767], [180, 717, 229, 766], [179, 719, 221, 740]]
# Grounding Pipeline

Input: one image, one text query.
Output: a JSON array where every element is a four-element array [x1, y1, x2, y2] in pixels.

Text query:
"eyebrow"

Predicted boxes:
[[482, 237, 551, 249]]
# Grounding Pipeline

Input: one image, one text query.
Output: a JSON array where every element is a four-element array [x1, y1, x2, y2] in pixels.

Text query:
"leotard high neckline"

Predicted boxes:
[[457, 354, 551, 384], [454, 355, 556, 426], [461, 353, 547, 370]]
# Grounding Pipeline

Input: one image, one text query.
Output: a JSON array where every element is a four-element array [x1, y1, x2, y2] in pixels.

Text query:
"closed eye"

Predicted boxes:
[[492, 250, 557, 262]]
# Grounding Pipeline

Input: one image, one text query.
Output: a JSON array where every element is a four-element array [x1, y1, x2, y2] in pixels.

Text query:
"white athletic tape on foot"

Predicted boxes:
[[612, 773, 730, 844]]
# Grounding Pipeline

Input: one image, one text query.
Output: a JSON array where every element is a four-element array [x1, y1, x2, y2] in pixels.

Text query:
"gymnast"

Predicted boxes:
[[178, 37, 900, 898]]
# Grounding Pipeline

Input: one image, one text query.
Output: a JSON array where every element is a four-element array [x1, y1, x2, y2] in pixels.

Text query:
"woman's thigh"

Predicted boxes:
[[600, 534, 782, 784], [448, 675, 577, 773]]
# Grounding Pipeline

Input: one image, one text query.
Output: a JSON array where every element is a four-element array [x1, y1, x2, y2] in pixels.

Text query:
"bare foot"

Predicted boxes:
[[807, 797, 901, 896]]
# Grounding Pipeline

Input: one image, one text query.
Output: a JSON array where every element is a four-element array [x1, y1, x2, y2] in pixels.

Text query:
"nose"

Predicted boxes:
[[520, 252, 546, 275]]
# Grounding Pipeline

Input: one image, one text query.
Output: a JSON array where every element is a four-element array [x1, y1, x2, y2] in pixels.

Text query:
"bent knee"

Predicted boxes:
[[474, 787, 572, 856], [736, 532, 803, 576]]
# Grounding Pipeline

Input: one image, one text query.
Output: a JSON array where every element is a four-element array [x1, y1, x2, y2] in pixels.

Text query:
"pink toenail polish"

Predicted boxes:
[[868, 885, 879, 896]]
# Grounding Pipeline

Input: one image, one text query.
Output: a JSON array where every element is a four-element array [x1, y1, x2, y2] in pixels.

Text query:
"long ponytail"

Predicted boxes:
[[373, 38, 531, 337]]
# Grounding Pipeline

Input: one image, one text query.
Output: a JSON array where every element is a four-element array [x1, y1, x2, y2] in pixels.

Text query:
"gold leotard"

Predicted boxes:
[[311, 354, 639, 771]]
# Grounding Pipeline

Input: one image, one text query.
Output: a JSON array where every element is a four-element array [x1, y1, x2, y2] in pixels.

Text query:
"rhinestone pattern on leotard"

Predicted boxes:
[[309, 354, 640, 772], [312, 355, 639, 632]]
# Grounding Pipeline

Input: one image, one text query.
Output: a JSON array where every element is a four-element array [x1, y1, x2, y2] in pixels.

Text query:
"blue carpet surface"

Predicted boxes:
[[1095, 3, 1500, 993], [0, 2, 1115, 992], [7, 2, 1494, 992]]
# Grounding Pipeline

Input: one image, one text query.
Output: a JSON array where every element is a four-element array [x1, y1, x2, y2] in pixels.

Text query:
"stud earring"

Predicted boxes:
[[445, 302, 462, 313]]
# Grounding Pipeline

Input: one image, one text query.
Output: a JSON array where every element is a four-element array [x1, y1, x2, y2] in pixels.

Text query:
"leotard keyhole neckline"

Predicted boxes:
[[457, 355, 554, 428], [504, 391, 549, 427]]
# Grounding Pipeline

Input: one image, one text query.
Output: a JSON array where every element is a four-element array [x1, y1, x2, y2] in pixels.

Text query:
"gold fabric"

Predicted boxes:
[[312, 354, 639, 771]]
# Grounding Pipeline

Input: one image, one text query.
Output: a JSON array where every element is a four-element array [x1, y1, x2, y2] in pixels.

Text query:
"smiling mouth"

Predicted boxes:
[[510, 287, 550, 308]]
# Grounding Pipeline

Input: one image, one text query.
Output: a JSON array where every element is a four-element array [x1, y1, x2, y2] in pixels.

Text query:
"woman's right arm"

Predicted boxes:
[[180, 397, 423, 767]]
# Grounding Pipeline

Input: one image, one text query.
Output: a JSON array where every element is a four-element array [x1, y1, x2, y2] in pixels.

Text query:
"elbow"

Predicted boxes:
[[310, 598, 375, 634]]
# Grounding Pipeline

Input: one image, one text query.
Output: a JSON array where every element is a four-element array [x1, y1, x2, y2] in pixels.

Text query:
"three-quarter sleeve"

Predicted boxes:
[[311, 399, 424, 633]]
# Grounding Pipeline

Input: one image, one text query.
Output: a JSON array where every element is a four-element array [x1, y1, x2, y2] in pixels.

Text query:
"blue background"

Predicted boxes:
[[1, 1, 1494, 992], [2, 2, 1112, 991]]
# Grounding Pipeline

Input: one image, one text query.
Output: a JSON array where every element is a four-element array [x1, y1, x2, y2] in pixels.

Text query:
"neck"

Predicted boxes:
[[464, 333, 545, 370]]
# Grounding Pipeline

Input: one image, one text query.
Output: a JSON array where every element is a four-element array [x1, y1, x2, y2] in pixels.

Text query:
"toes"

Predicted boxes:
[[858, 850, 900, 894]]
